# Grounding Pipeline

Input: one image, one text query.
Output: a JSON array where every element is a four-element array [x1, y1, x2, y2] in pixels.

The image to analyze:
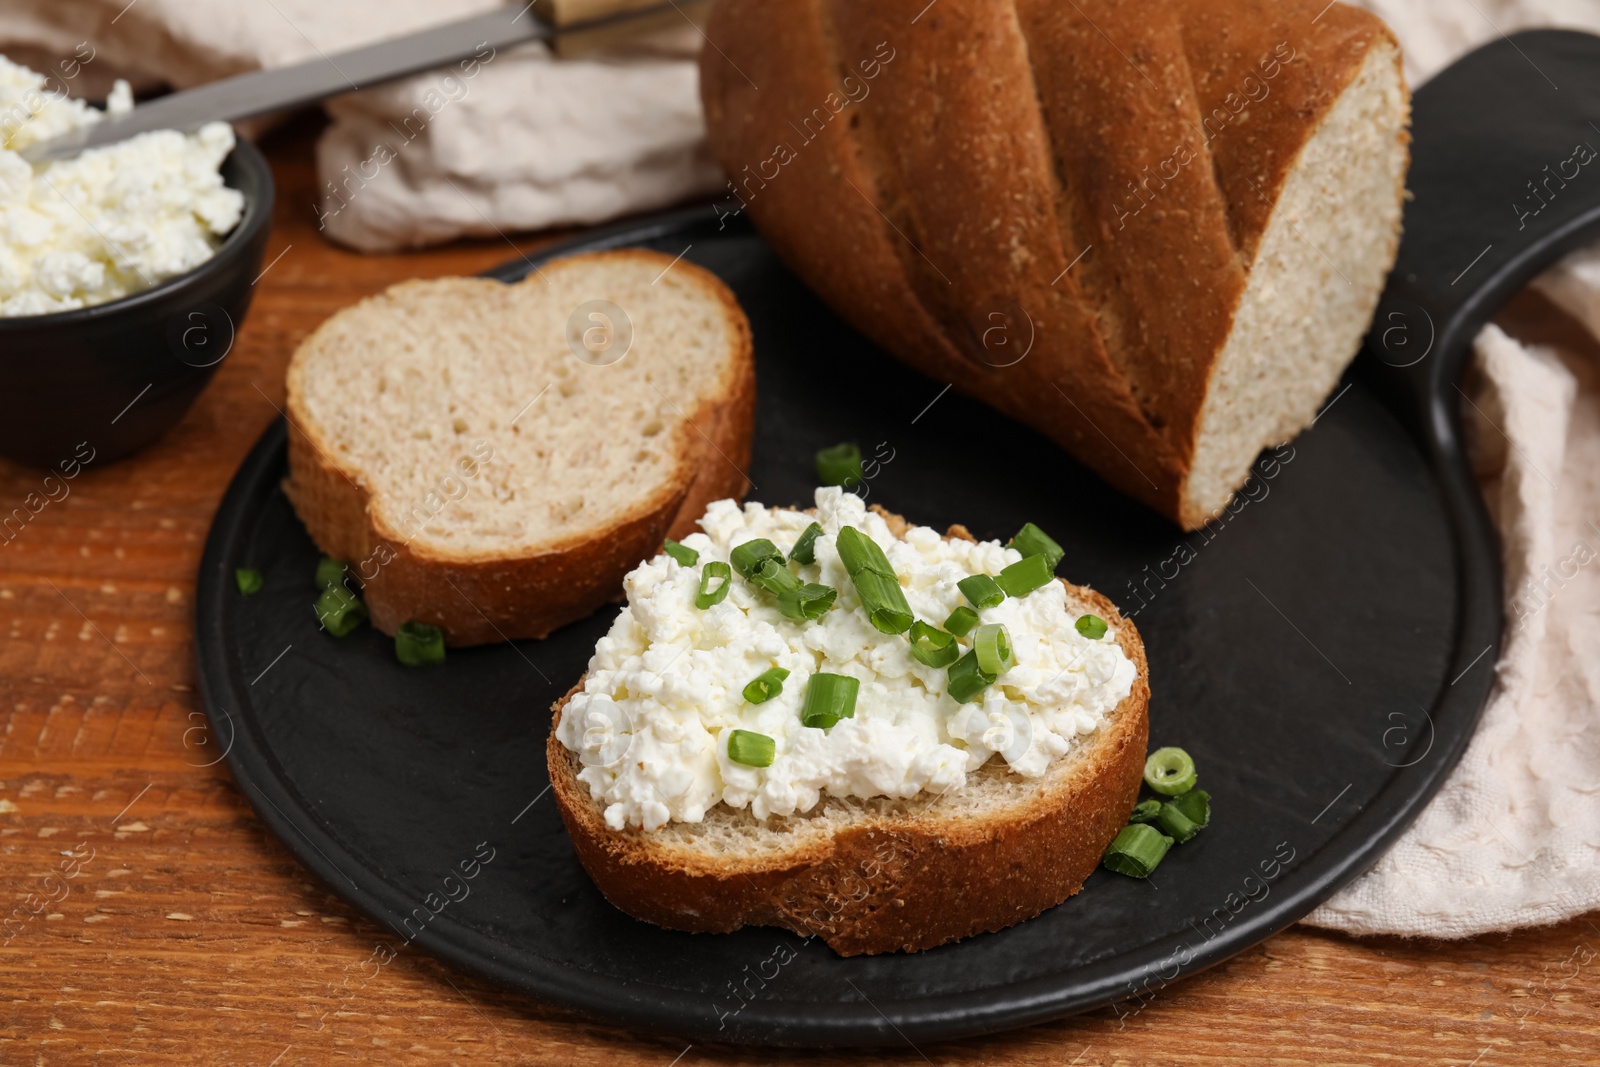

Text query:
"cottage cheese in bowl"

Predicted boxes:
[[0, 55, 245, 317], [556, 487, 1138, 831]]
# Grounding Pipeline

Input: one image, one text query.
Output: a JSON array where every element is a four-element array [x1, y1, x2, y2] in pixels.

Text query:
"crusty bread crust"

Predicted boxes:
[[699, 0, 1406, 529], [547, 523, 1150, 955], [283, 250, 755, 646]]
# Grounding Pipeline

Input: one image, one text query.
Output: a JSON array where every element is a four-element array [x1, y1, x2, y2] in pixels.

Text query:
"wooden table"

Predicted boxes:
[[2, 115, 1596, 1067]]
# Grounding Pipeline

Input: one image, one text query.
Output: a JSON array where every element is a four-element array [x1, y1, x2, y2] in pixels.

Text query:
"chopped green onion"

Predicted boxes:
[[748, 557, 803, 597], [835, 526, 914, 634], [1076, 614, 1109, 640], [1156, 789, 1211, 844], [733, 539, 810, 611], [663, 539, 698, 567], [973, 623, 1015, 676], [1129, 798, 1162, 824], [996, 553, 1054, 598], [1008, 522, 1064, 572], [727, 729, 776, 767], [1155, 809, 1199, 845], [801, 673, 860, 729], [946, 648, 996, 704], [731, 538, 786, 580], [1102, 823, 1173, 878], [833, 525, 894, 577], [315, 556, 348, 590], [816, 442, 863, 487], [908, 621, 959, 668], [1144, 747, 1198, 796], [957, 574, 1005, 610], [696, 562, 732, 609], [854, 571, 914, 634], [788, 522, 823, 565], [776, 582, 837, 621], [1169, 788, 1210, 829], [315, 584, 368, 637], [943, 605, 979, 637], [731, 539, 831, 620], [742, 667, 790, 704], [235, 568, 263, 596], [395, 620, 446, 666]]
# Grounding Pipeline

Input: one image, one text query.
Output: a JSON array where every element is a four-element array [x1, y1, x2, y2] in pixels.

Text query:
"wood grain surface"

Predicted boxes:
[[1, 115, 1597, 1067]]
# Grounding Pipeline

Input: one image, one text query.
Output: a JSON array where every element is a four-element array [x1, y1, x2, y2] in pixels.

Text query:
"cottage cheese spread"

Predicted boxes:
[[556, 487, 1137, 831], [0, 55, 245, 317]]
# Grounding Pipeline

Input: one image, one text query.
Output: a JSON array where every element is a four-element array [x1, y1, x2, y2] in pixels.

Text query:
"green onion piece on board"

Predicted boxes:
[[1102, 823, 1174, 878], [943, 605, 980, 637], [800, 673, 860, 729], [957, 574, 1006, 610], [663, 539, 698, 567], [816, 442, 864, 487], [907, 621, 959, 668], [1007, 522, 1065, 572], [776, 582, 837, 621], [731, 539, 787, 580], [315, 556, 347, 590], [727, 729, 777, 767], [1076, 613, 1109, 640], [1156, 793, 1208, 844], [1168, 788, 1211, 831], [788, 522, 824, 565], [996, 553, 1054, 598], [1144, 747, 1198, 796], [235, 568, 264, 596], [973, 623, 1015, 676], [395, 620, 446, 666], [696, 562, 732, 609], [315, 585, 368, 637], [835, 526, 914, 634], [1129, 798, 1162, 824], [742, 667, 790, 704], [946, 648, 996, 704]]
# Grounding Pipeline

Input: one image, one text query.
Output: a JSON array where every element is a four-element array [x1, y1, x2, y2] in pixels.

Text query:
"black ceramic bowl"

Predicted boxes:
[[0, 137, 274, 468]]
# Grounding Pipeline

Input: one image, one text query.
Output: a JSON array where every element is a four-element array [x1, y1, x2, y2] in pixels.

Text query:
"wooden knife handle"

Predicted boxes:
[[534, 0, 676, 28], [541, 0, 710, 57]]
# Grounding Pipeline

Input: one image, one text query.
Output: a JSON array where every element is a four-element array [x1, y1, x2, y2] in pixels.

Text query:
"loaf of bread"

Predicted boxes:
[[699, 0, 1409, 528], [284, 250, 755, 645], [548, 508, 1150, 955]]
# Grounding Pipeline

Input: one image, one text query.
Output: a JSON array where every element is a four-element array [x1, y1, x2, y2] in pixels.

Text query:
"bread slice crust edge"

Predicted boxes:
[[547, 567, 1150, 956], [282, 249, 756, 646]]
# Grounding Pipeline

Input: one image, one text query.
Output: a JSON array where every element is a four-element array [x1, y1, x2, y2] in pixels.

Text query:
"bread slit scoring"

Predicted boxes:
[[699, 0, 1410, 530]]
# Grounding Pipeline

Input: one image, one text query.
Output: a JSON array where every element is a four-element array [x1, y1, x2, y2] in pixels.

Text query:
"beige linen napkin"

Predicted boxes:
[[313, 40, 716, 251]]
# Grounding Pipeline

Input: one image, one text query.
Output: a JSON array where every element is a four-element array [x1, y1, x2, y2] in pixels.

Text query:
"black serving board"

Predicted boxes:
[[195, 31, 1600, 1047]]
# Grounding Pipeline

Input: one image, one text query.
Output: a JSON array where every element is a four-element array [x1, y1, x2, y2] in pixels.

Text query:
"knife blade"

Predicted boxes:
[[19, 0, 693, 163]]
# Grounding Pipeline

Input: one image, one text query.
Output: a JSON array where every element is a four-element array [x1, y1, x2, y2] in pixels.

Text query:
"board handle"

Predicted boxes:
[[1364, 30, 1600, 428], [1355, 30, 1600, 739]]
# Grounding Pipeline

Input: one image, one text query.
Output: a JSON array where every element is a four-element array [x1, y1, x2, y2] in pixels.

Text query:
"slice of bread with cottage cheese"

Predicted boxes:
[[548, 488, 1149, 955], [284, 249, 755, 646]]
